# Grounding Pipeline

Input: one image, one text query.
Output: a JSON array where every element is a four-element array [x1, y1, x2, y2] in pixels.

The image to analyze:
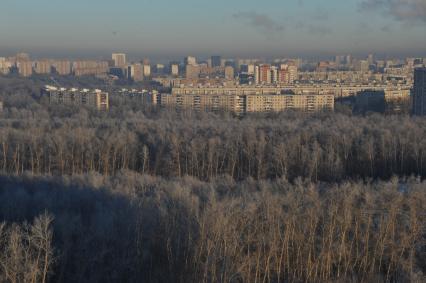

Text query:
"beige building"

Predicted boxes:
[[44, 86, 109, 111], [186, 64, 200, 79], [52, 60, 71, 75], [0, 57, 11, 75], [184, 56, 197, 66], [143, 64, 151, 77], [172, 85, 411, 99], [245, 94, 334, 112], [160, 93, 334, 114], [112, 53, 127, 68], [160, 93, 245, 113], [225, 66, 235, 80], [15, 53, 30, 62], [171, 64, 179, 76], [34, 60, 52, 74], [72, 61, 109, 76], [17, 61, 33, 77], [129, 63, 144, 82]]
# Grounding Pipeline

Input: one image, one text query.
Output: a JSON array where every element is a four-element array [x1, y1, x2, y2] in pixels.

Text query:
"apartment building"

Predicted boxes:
[[413, 68, 426, 115], [43, 85, 109, 111], [72, 61, 109, 76], [34, 60, 52, 74], [52, 60, 71, 75], [112, 53, 127, 68], [160, 93, 333, 114]]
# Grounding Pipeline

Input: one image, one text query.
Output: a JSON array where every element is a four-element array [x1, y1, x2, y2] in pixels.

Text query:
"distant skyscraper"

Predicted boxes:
[[335, 55, 343, 66], [357, 60, 369, 72], [170, 64, 179, 76], [112, 53, 126, 68], [0, 57, 11, 75], [271, 66, 278, 84], [143, 64, 151, 77], [186, 64, 200, 79], [240, 64, 255, 75], [346, 55, 352, 66], [184, 56, 196, 66], [224, 66, 234, 80], [376, 60, 385, 70], [72, 60, 109, 76], [15, 53, 30, 63], [259, 65, 271, 84], [155, 64, 165, 74], [278, 64, 298, 84], [34, 60, 52, 74], [51, 60, 71, 75], [129, 63, 143, 82], [17, 61, 33, 77], [254, 66, 260, 85], [288, 65, 298, 83], [211, 56, 222, 68], [413, 68, 426, 115], [368, 54, 375, 65]]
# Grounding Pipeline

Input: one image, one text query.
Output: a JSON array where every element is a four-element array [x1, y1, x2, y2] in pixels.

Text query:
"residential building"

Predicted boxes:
[[51, 60, 71, 75], [184, 56, 197, 66], [160, 92, 334, 113], [211, 56, 222, 68], [358, 60, 369, 72], [0, 57, 11, 75], [259, 64, 271, 84], [171, 64, 179, 76], [72, 61, 109, 76], [16, 53, 30, 62], [43, 85, 109, 111], [17, 61, 33, 77], [143, 64, 151, 77], [112, 53, 127, 68], [225, 66, 234, 80], [240, 64, 255, 75], [186, 64, 200, 79], [34, 60, 52, 74], [413, 68, 426, 115], [129, 63, 144, 82]]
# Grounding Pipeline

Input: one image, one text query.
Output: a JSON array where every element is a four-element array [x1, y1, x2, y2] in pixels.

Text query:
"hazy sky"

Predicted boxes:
[[1, 0, 425, 59]]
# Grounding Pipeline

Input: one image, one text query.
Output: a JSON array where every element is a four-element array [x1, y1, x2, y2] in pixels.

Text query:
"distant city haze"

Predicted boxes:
[[1, 0, 425, 59]]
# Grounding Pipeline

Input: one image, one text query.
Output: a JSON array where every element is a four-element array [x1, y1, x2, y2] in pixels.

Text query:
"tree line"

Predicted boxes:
[[0, 173, 425, 282], [1, 103, 426, 182]]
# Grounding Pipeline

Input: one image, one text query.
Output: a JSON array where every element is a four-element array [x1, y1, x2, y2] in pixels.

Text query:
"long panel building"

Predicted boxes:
[[171, 85, 411, 98], [43, 86, 109, 111], [160, 91, 334, 114]]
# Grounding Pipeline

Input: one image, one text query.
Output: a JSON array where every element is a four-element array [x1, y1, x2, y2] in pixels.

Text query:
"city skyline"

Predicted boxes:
[[1, 0, 425, 59]]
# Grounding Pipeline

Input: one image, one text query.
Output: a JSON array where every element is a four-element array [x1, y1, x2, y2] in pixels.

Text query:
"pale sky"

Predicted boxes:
[[0, 0, 425, 59]]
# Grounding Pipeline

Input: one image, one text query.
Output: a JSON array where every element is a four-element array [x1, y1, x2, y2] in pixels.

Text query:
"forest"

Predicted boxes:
[[0, 80, 425, 282]]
